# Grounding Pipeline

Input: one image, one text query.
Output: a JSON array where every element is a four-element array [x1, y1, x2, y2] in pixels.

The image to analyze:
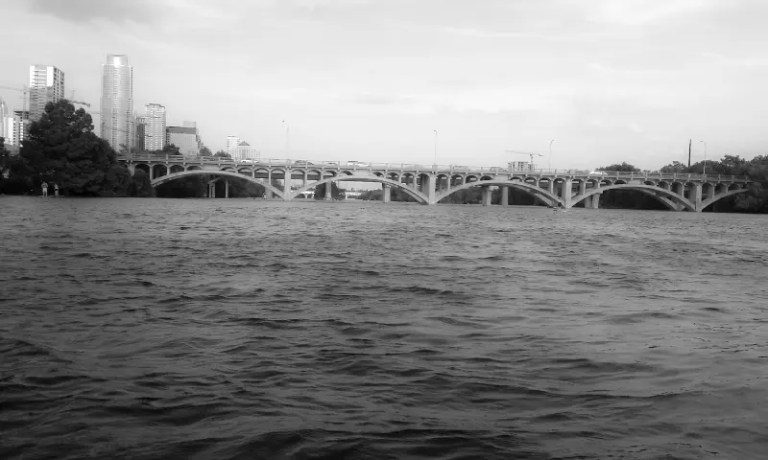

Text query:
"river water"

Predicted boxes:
[[1, 196, 767, 459]]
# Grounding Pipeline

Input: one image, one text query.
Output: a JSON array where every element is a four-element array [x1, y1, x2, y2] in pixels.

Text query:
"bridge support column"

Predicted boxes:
[[586, 193, 601, 209], [425, 174, 436, 204], [224, 180, 229, 199], [482, 186, 493, 206], [207, 179, 217, 198], [382, 185, 391, 203], [501, 186, 509, 206], [559, 179, 573, 208], [283, 170, 292, 201], [692, 183, 703, 212], [325, 181, 333, 201]]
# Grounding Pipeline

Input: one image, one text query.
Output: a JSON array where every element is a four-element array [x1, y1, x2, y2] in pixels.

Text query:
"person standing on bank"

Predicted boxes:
[[41, 181, 48, 198], [53, 183, 59, 197]]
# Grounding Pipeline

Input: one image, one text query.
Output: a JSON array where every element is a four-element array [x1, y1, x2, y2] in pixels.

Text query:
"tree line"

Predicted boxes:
[[1, 99, 767, 211]]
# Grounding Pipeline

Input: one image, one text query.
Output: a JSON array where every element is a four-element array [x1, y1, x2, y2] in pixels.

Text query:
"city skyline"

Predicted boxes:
[[1, 1, 768, 170]]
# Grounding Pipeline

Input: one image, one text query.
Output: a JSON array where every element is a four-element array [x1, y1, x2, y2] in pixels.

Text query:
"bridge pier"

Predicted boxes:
[[482, 186, 493, 206], [382, 184, 391, 203], [325, 181, 333, 200], [501, 186, 509, 206], [692, 183, 703, 212]]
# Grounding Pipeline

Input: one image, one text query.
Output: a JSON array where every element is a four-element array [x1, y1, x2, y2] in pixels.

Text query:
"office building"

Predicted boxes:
[[236, 141, 260, 162], [135, 116, 146, 152], [143, 103, 166, 151], [101, 54, 134, 152], [166, 121, 201, 158], [28, 65, 65, 121], [226, 135, 240, 157], [0, 97, 7, 141]]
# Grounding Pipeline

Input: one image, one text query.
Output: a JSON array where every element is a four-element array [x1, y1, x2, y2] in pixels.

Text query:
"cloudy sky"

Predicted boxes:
[[2, 0, 767, 170]]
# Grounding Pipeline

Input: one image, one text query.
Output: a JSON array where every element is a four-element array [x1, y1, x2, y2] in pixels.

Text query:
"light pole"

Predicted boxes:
[[282, 120, 290, 157], [433, 129, 438, 167], [549, 138, 555, 170], [699, 140, 707, 175]]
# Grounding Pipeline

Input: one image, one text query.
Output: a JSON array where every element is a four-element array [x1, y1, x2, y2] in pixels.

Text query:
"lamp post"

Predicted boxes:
[[282, 120, 290, 157], [433, 129, 438, 168], [549, 138, 555, 170], [699, 140, 707, 175]]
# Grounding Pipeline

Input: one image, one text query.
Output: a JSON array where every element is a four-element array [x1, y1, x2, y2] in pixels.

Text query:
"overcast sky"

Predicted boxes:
[[2, 0, 767, 170]]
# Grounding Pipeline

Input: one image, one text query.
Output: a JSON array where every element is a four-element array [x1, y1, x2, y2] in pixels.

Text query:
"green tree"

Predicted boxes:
[[130, 168, 155, 197], [313, 182, 345, 200], [598, 162, 641, 172], [18, 99, 129, 196]]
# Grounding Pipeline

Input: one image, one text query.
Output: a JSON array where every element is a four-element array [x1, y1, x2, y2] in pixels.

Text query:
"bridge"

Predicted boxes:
[[118, 154, 752, 212]]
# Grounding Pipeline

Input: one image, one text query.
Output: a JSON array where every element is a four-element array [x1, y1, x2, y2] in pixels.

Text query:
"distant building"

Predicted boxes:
[[28, 65, 65, 122], [235, 141, 260, 162], [0, 97, 7, 141], [226, 135, 240, 157], [135, 116, 146, 152], [4, 110, 29, 152], [101, 55, 134, 153], [143, 103, 166, 151], [166, 122, 201, 158]]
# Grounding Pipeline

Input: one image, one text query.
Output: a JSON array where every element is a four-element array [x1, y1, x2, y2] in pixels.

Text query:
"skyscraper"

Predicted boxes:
[[226, 135, 240, 157], [28, 65, 65, 121], [0, 97, 7, 140], [143, 103, 166, 151], [101, 55, 134, 153]]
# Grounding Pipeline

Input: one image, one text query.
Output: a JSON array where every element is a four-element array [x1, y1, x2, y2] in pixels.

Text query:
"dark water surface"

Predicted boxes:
[[2, 196, 767, 459]]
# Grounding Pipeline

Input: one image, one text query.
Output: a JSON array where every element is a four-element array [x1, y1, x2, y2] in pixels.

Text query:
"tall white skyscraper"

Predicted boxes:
[[226, 135, 240, 157], [0, 97, 7, 140], [28, 65, 65, 121], [101, 55, 134, 153], [143, 103, 166, 151]]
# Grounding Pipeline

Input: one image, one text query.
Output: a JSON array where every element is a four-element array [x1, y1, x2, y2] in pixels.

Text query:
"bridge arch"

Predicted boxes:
[[575, 184, 696, 211], [435, 179, 561, 207], [700, 186, 750, 210], [151, 169, 285, 198], [287, 175, 429, 203]]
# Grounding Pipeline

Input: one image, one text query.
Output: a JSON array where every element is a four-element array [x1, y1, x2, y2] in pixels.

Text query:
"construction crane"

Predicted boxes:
[[0, 84, 29, 114], [505, 150, 543, 171]]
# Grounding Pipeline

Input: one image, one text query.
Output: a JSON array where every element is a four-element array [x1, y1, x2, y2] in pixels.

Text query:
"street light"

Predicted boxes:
[[549, 138, 555, 170], [433, 129, 438, 167], [699, 140, 707, 175], [282, 120, 290, 157]]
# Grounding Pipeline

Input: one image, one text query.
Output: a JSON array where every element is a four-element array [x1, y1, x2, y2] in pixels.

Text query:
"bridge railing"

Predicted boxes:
[[116, 155, 750, 182]]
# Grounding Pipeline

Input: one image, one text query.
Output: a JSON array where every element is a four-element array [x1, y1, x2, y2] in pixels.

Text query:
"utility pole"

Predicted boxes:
[[688, 139, 691, 167]]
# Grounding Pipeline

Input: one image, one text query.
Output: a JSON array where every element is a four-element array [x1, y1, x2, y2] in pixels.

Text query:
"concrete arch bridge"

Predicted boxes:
[[120, 155, 752, 212]]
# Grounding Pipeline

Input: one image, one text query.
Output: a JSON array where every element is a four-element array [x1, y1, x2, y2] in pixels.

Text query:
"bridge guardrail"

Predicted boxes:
[[115, 155, 749, 182]]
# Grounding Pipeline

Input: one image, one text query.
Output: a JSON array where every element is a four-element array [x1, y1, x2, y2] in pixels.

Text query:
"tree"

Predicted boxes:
[[313, 182, 345, 200], [598, 162, 641, 172], [200, 145, 213, 157], [0, 137, 10, 181], [18, 99, 129, 196], [130, 168, 154, 197], [213, 150, 231, 158]]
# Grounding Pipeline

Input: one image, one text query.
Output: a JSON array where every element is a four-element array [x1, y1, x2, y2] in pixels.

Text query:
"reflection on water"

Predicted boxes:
[[1, 196, 767, 459]]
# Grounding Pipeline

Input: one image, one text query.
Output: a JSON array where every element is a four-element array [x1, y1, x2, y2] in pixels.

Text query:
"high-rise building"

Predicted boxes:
[[4, 110, 30, 152], [101, 54, 134, 153], [143, 103, 166, 151], [236, 141, 260, 162], [28, 65, 65, 121], [135, 116, 146, 152], [166, 121, 200, 158], [0, 97, 7, 141], [226, 135, 240, 157]]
